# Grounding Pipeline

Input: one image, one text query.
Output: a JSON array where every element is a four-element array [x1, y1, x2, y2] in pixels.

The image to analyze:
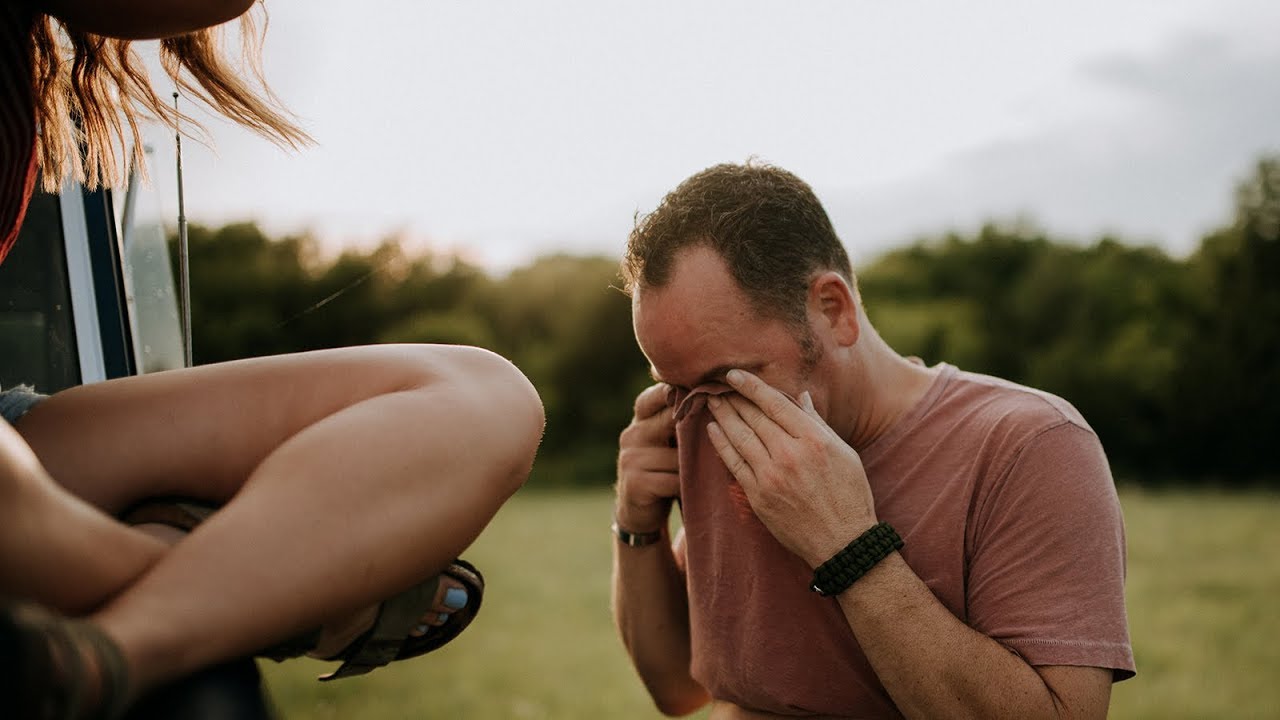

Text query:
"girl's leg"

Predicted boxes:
[[13, 344, 544, 698], [0, 423, 168, 615]]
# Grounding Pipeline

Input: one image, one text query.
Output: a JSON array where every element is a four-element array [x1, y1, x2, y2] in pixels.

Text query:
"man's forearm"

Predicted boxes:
[[612, 533, 709, 716], [836, 553, 1109, 720]]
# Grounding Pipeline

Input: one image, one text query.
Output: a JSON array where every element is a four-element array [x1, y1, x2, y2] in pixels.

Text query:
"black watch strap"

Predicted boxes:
[[611, 521, 662, 547], [810, 521, 904, 596]]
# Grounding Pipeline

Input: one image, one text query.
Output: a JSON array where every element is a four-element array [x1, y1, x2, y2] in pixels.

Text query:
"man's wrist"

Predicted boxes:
[[612, 499, 670, 537], [611, 497, 671, 546], [810, 521, 904, 597], [611, 519, 664, 547]]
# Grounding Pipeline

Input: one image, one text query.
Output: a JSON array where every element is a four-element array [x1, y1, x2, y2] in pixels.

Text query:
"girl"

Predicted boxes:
[[0, 2, 544, 718]]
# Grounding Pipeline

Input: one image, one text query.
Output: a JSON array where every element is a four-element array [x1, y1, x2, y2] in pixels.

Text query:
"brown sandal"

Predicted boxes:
[[313, 559, 484, 680], [0, 600, 130, 720], [119, 499, 486, 681]]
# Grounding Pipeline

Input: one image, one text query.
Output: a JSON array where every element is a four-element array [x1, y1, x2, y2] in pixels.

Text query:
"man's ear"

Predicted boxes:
[[810, 272, 860, 347]]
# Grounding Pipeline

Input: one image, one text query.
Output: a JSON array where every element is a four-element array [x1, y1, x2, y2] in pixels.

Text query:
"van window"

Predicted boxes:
[[0, 191, 80, 394], [120, 166, 184, 374]]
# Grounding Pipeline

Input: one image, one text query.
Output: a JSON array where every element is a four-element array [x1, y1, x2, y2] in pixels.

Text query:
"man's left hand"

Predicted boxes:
[[704, 369, 879, 568]]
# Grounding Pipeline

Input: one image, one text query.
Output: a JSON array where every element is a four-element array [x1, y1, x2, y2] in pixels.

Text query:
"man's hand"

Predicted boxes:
[[616, 383, 680, 533], [705, 369, 878, 568], [613, 383, 709, 714]]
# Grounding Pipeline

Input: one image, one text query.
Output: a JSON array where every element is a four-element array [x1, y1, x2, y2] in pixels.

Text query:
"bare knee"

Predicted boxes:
[[402, 345, 544, 494], [454, 346, 545, 489]]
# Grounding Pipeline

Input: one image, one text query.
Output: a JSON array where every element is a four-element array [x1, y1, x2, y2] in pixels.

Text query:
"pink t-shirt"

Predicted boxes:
[[671, 364, 1134, 717]]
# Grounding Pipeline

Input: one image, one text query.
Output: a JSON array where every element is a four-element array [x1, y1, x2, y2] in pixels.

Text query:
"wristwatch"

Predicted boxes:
[[611, 520, 663, 547], [810, 521, 903, 596]]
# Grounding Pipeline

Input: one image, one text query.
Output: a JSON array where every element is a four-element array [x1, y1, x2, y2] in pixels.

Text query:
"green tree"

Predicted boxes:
[[182, 222, 319, 363], [477, 255, 650, 486], [1171, 157, 1280, 478], [174, 157, 1280, 486], [861, 224, 1194, 479]]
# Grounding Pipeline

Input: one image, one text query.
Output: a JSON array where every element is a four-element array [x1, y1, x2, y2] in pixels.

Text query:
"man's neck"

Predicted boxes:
[[836, 331, 939, 451]]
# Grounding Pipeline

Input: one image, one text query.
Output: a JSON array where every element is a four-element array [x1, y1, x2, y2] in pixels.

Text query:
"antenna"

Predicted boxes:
[[174, 92, 193, 368]]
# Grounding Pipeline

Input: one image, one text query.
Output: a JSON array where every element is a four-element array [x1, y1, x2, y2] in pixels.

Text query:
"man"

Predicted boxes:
[[612, 162, 1134, 718]]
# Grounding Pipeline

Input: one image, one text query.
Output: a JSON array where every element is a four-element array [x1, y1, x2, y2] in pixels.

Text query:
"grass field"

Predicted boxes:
[[262, 487, 1280, 719]]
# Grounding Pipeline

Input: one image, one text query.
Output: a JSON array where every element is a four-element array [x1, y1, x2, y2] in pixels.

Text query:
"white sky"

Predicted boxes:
[[138, 0, 1280, 272]]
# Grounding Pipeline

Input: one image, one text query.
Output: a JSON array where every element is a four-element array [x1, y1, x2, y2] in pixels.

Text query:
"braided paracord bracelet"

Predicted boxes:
[[810, 521, 904, 596]]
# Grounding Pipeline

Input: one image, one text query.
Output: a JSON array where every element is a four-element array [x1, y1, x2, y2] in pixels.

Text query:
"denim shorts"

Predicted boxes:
[[0, 385, 46, 425]]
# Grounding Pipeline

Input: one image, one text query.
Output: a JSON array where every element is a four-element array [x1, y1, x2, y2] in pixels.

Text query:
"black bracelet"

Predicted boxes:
[[611, 520, 663, 547], [810, 521, 903, 597]]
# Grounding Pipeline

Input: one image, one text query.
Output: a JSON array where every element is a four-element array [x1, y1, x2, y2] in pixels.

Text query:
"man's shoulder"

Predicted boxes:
[[929, 369, 1115, 522], [936, 366, 1094, 442]]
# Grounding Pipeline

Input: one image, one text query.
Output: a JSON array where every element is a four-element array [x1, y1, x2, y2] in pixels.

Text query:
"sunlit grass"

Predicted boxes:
[[262, 490, 679, 719], [1109, 488, 1280, 720], [262, 487, 1280, 719]]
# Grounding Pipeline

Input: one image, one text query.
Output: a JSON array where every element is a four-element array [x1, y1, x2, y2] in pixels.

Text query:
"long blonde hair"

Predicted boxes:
[[31, 3, 311, 192]]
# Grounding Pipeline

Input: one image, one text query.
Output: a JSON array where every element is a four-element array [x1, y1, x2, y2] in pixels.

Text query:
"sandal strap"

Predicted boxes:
[[318, 576, 441, 681], [319, 560, 485, 681]]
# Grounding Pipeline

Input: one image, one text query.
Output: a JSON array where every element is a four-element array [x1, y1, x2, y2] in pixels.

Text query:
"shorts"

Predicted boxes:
[[0, 385, 46, 425]]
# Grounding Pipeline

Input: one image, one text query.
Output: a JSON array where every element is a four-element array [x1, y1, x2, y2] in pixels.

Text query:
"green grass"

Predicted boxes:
[[1110, 488, 1280, 720], [262, 490, 678, 719], [262, 487, 1280, 719]]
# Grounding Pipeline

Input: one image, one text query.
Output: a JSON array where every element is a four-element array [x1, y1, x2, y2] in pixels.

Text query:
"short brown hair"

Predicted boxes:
[[622, 161, 854, 329]]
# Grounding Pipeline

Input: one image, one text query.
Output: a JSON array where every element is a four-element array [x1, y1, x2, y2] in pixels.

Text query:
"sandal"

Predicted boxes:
[[119, 499, 486, 681], [313, 559, 483, 680], [0, 600, 131, 720]]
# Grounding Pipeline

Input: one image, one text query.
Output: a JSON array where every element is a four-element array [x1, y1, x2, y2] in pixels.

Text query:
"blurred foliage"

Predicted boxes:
[[181, 227, 650, 486], [178, 157, 1280, 486]]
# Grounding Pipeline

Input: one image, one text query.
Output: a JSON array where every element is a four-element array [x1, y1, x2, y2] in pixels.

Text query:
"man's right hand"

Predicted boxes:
[[615, 383, 680, 534], [613, 383, 709, 715]]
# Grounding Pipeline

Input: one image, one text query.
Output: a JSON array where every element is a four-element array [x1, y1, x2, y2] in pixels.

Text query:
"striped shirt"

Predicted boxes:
[[0, 1, 38, 266]]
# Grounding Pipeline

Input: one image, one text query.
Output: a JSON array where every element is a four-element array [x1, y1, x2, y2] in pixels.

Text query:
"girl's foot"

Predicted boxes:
[[129, 504, 475, 671], [307, 575, 470, 659]]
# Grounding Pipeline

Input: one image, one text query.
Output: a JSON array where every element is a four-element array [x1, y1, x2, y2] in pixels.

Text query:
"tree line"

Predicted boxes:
[[178, 157, 1280, 486]]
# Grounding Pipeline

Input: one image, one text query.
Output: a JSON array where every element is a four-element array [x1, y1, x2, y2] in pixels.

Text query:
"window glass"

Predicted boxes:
[[120, 154, 184, 374], [0, 191, 80, 393]]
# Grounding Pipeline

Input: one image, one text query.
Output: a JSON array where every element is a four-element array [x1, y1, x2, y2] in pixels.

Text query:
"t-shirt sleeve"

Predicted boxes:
[[966, 421, 1135, 680]]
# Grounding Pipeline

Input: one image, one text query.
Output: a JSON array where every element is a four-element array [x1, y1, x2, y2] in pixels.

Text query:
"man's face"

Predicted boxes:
[[633, 245, 820, 402]]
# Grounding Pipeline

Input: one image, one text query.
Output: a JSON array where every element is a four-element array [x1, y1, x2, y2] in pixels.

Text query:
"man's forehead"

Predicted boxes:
[[643, 246, 740, 295], [636, 305, 790, 392], [632, 263, 754, 325]]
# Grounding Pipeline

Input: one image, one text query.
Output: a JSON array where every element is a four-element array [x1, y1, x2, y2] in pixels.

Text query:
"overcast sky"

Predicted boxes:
[[137, 0, 1280, 272]]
